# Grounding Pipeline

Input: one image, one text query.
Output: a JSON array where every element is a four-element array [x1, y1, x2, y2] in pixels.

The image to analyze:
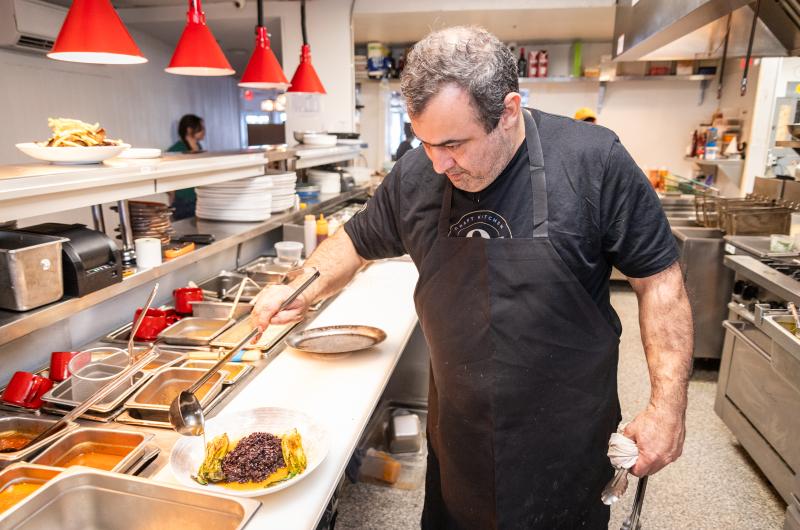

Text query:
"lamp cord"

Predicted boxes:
[[301, 0, 308, 45], [257, 0, 263, 29]]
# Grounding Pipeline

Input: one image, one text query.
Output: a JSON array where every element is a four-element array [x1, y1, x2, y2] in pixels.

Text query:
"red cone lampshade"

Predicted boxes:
[[287, 44, 325, 94], [239, 27, 289, 89], [166, 0, 234, 76], [48, 0, 146, 64]]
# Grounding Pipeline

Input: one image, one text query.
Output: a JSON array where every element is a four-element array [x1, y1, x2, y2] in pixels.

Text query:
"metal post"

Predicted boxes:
[[90, 204, 106, 233], [116, 200, 136, 266]]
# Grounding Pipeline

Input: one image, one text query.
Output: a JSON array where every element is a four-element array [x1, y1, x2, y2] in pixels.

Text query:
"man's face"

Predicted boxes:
[[410, 84, 516, 193]]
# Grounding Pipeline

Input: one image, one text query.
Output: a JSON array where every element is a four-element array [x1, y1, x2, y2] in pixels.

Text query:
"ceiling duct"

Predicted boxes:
[[613, 0, 800, 61]]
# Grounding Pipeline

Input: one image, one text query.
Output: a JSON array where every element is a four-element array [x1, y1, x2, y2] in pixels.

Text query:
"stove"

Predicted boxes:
[[718, 253, 800, 512]]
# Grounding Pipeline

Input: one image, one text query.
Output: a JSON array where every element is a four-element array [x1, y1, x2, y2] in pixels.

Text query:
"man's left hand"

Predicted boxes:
[[623, 404, 685, 477]]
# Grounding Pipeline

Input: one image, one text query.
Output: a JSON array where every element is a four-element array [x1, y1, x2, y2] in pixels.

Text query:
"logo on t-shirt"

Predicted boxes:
[[448, 210, 512, 239]]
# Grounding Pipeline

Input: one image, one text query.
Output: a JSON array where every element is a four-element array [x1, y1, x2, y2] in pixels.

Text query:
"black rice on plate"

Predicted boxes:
[[221, 432, 285, 483]]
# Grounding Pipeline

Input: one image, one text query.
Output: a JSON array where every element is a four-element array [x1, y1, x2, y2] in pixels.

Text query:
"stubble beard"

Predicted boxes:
[[447, 127, 517, 193]]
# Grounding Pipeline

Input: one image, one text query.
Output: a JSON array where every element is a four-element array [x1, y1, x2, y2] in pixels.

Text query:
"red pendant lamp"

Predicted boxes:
[[48, 0, 146, 64], [239, 0, 289, 90], [166, 0, 234, 76], [287, 0, 325, 94]]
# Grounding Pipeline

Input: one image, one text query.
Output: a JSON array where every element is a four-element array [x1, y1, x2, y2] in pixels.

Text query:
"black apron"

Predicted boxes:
[[415, 110, 621, 529]]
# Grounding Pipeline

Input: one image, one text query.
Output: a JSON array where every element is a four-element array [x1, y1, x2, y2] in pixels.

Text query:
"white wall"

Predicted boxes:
[[284, 0, 355, 139], [360, 77, 721, 178]]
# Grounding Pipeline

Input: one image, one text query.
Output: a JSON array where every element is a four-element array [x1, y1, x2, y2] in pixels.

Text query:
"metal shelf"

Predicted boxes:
[[0, 187, 368, 348], [0, 150, 298, 222], [294, 145, 363, 169], [684, 157, 744, 167]]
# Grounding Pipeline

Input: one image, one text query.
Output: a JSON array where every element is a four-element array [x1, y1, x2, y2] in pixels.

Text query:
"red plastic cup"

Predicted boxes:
[[50, 351, 78, 382], [2, 371, 53, 409], [173, 287, 203, 315], [133, 308, 169, 341]]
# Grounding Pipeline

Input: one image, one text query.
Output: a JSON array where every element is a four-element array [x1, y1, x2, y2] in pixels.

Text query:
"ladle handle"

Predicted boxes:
[[226, 276, 248, 321], [186, 269, 320, 394], [187, 327, 260, 393]]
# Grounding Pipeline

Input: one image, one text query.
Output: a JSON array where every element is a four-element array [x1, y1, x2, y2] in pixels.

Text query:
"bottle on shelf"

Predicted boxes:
[[517, 48, 527, 77], [536, 50, 548, 78], [304, 214, 317, 257], [316, 214, 329, 245], [527, 50, 538, 78]]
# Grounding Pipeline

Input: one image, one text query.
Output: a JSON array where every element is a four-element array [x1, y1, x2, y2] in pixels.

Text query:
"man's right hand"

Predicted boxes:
[[251, 284, 311, 331]]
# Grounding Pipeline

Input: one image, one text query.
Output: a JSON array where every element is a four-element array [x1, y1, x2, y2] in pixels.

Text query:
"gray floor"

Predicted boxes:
[[334, 285, 788, 529]]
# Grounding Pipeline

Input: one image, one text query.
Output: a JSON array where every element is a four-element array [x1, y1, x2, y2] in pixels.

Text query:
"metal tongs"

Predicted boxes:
[[602, 468, 649, 529], [621, 476, 648, 530]]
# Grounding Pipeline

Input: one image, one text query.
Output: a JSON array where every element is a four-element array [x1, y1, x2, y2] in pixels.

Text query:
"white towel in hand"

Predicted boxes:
[[607, 432, 638, 469]]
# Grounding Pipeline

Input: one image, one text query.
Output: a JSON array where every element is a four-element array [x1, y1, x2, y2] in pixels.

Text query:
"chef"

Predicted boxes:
[[253, 26, 693, 529]]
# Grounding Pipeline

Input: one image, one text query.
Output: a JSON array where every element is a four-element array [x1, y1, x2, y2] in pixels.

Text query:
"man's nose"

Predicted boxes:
[[429, 147, 456, 174]]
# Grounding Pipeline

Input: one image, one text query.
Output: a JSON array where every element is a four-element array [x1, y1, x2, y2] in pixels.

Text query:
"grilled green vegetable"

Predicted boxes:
[[194, 433, 230, 485], [281, 429, 307, 477]]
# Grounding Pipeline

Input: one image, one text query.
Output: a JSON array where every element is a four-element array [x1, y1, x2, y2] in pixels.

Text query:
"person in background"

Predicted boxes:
[[167, 114, 205, 220], [395, 122, 415, 160], [574, 106, 597, 123]]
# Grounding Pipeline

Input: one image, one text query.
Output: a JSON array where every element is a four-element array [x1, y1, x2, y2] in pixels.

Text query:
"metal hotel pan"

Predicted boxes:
[[116, 383, 235, 429], [178, 360, 252, 385], [0, 416, 79, 469], [41, 370, 147, 414], [0, 467, 260, 529], [31, 427, 153, 474], [157, 317, 235, 346], [0, 463, 63, 513], [189, 300, 253, 320], [125, 367, 226, 412]]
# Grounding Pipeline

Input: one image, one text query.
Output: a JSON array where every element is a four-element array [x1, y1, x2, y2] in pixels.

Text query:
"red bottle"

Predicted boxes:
[[536, 50, 548, 78]]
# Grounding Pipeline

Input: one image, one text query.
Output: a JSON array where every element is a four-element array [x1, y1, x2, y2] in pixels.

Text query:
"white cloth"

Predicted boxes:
[[607, 432, 638, 469]]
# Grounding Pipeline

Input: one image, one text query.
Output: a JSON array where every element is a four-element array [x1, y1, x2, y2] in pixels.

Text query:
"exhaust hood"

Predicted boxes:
[[613, 0, 800, 61]]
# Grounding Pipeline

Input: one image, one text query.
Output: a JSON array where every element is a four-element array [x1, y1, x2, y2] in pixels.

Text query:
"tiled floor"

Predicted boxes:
[[334, 285, 788, 529]]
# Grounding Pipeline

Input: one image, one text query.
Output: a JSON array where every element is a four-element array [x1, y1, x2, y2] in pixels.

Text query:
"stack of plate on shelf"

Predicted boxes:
[[268, 171, 298, 213], [127, 201, 174, 244], [196, 174, 275, 222], [308, 169, 342, 194]]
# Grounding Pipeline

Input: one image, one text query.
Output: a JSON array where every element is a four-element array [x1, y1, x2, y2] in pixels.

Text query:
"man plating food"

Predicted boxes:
[[253, 26, 692, 529]]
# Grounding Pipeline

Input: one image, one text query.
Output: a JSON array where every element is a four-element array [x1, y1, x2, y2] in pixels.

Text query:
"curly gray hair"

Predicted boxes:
[[400, 26, 519, 133]]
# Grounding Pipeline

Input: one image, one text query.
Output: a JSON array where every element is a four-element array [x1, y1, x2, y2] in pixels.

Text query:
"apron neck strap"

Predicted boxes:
[[437, 108, 549, 238], [523, 109, 549, 239]]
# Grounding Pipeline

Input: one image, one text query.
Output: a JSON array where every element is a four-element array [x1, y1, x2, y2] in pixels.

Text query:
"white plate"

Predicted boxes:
[[116, 147, 162, 159], [16, 142, 130, 164], [169, 406, 329, 497], [302, 134, 337, 147]]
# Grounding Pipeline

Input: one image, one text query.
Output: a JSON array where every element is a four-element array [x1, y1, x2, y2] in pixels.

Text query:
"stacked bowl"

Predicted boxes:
[[307, 170, 342, 194]]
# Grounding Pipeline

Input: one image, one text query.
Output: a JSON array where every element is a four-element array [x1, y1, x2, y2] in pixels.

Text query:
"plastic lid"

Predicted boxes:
[[305, 214, 315, 221]]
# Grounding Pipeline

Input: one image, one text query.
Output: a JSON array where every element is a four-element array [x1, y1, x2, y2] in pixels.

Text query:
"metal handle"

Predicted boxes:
[[621, 475, 648, 530], [601, 467, 629, 505], [188, 327, 261, 394], [722, 320, 772, 361], [225, 277, 248, 321], [279, 268, 319, 311], [129, 284, 160, 359]]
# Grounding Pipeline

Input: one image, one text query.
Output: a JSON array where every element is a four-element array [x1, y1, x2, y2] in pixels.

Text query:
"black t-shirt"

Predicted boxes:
[[344, 109, 678, 335], [448, 142, 531, 238]]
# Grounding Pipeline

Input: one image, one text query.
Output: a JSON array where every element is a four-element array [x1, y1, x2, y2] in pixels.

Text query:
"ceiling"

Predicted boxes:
[[353, 7, 616, 44]]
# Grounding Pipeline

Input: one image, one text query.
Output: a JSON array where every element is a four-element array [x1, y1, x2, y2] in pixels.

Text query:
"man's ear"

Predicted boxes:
[[500, 92, 522, 131]]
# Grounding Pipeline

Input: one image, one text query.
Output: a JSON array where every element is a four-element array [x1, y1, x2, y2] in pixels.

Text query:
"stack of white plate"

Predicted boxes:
[[308, 169, 342, 194], [268, 171, 298, 213], [196, 174, 273, 222]]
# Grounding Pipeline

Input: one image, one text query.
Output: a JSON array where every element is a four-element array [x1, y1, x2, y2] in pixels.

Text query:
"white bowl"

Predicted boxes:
[[116, 147, 162, 159], [16, 143, 131, 164], [169, 406, 329, 497]]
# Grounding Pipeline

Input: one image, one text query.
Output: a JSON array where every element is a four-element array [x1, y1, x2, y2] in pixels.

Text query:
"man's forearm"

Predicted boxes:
[[630, 262, 693, 414], [297, 228, 368, 304]]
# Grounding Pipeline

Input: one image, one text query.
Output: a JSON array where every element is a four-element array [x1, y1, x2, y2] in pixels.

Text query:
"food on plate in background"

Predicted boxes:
[[39, 118, 123, 147], [194, 429, 307, 488]]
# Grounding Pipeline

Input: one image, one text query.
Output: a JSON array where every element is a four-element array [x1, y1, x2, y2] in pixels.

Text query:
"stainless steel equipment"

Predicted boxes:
[[30, 427, 152, 473], [672, 226, 734, 358], [0, 416, 79, 469], [0, 467, 261, 529], [125, 367, 226, 412], [718, 253, 800, 505], [0, 231, 68, 311], [157, 317, 236, 346], [285, 325, 387, 354]]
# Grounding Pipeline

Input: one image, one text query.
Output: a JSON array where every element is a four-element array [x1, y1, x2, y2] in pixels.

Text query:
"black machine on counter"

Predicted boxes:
[[18, 223, 122, 297]]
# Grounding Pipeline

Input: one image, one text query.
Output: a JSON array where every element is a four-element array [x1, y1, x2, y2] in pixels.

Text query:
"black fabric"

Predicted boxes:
[[344, 108, 678, 334], [414, 110, 619, 529]]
